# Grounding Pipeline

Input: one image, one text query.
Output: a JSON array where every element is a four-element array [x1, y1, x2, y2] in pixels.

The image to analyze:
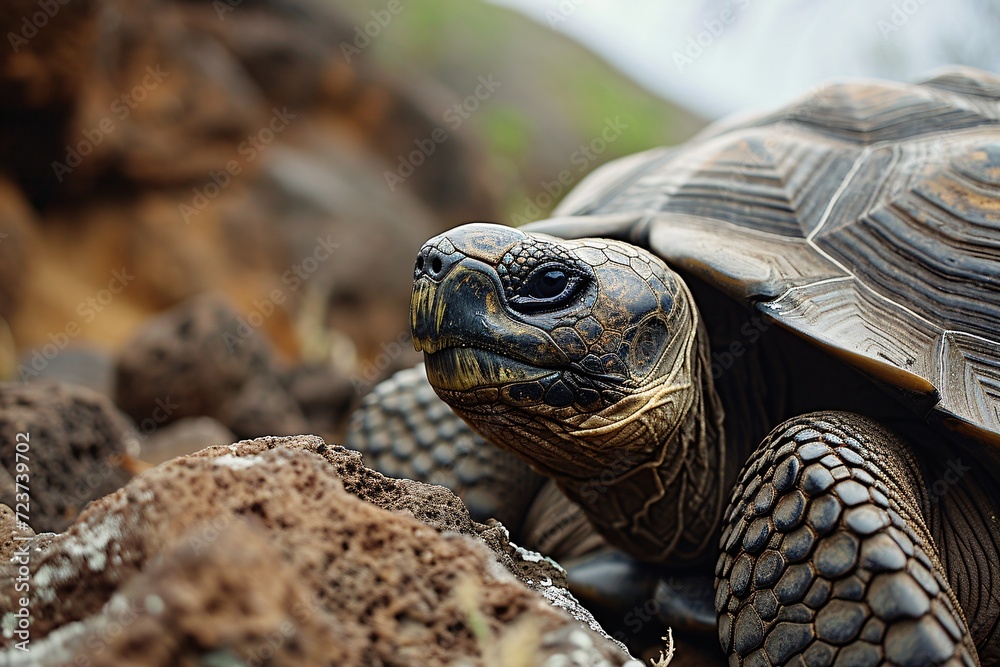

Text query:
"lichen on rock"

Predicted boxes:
[[0, 435, 637, 666]]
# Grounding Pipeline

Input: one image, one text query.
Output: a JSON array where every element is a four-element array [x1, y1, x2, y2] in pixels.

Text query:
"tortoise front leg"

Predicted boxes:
[[715, 412, 978, 667]]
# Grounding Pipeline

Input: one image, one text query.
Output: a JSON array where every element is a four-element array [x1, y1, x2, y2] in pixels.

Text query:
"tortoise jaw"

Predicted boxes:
[[422, 346, 553, 393]]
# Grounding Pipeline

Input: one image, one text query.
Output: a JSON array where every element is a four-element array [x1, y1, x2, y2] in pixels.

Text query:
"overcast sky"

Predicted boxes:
[[488, 0, 1000, 118]]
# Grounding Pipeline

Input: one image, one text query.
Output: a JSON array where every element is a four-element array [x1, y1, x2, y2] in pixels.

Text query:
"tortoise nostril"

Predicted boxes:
[[416, 243, 463, 279]]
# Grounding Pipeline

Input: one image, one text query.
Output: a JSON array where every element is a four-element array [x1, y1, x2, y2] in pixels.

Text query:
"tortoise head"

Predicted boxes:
[[410, 223, 705, 485]]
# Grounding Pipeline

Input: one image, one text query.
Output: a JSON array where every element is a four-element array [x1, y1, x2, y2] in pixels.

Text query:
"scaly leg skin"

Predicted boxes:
[[715, 412, 979, 667], [345, 364, 545, 529]]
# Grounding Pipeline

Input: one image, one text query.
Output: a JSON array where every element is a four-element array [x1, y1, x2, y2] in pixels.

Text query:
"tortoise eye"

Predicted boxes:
[[530, 269, 569, 299], [509, 263, 585, 313]]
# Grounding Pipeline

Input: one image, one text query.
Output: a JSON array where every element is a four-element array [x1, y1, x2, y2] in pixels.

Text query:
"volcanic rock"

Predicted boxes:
[[113, 292, 310, 439], [0, 381, 135, 532], [0, 435, 637, 666], [138, 416, 236, 465]]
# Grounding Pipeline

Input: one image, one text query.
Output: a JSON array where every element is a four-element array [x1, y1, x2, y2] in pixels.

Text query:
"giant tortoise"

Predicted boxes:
[[350, 67, 1000, 666]]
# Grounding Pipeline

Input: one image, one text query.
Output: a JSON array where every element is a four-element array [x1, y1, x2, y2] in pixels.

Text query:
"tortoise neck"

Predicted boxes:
[[558, 319, 728, 566]]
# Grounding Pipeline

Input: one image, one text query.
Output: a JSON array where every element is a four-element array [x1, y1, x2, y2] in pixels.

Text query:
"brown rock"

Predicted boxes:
[[113, 292, 309, 439], [0, 0, 98, 203], [281, 362, 355, 441], [0, 0, 97, 109], [52, 0, 268, 193], [0, 435, 635, 665], [215, 374, 311, 439], [4, 0, 501, 383], [177, 0, 355, 110], [76, 520, 358, 667], [0, 381, 135, 532], [139, 416, 235, 465], [0, 503, 34, 563]]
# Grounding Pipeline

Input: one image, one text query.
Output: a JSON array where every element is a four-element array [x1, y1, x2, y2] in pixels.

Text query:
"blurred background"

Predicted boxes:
[[0, 0, 997, 446]]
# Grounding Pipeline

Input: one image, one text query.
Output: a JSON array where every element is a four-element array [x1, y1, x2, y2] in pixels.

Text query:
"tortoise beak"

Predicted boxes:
[[409, 254, 564, 360], [410, 228, 570, 389], [409, 236, 470, 354]]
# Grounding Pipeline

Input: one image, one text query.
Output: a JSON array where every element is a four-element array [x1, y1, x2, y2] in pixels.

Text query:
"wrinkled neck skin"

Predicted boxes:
[[456, 286, 727, 567], [558, 318, 726, 566]]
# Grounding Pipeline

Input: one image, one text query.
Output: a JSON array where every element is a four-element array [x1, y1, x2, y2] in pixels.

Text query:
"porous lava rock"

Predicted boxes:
[[138, 416, 236, 465], [0, 435, 638, 666], [113, 292, 310, 439], [0, 381, 135, 532], [17, 520, 361, 667], [0, 503, 44, 563]]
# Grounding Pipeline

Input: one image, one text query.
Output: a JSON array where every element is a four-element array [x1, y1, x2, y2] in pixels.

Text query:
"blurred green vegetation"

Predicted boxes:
[[339, 0, 704, 223]]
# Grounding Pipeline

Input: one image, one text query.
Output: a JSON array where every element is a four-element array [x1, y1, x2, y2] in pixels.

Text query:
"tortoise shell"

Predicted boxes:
[[525, 66, 1000, 451]]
